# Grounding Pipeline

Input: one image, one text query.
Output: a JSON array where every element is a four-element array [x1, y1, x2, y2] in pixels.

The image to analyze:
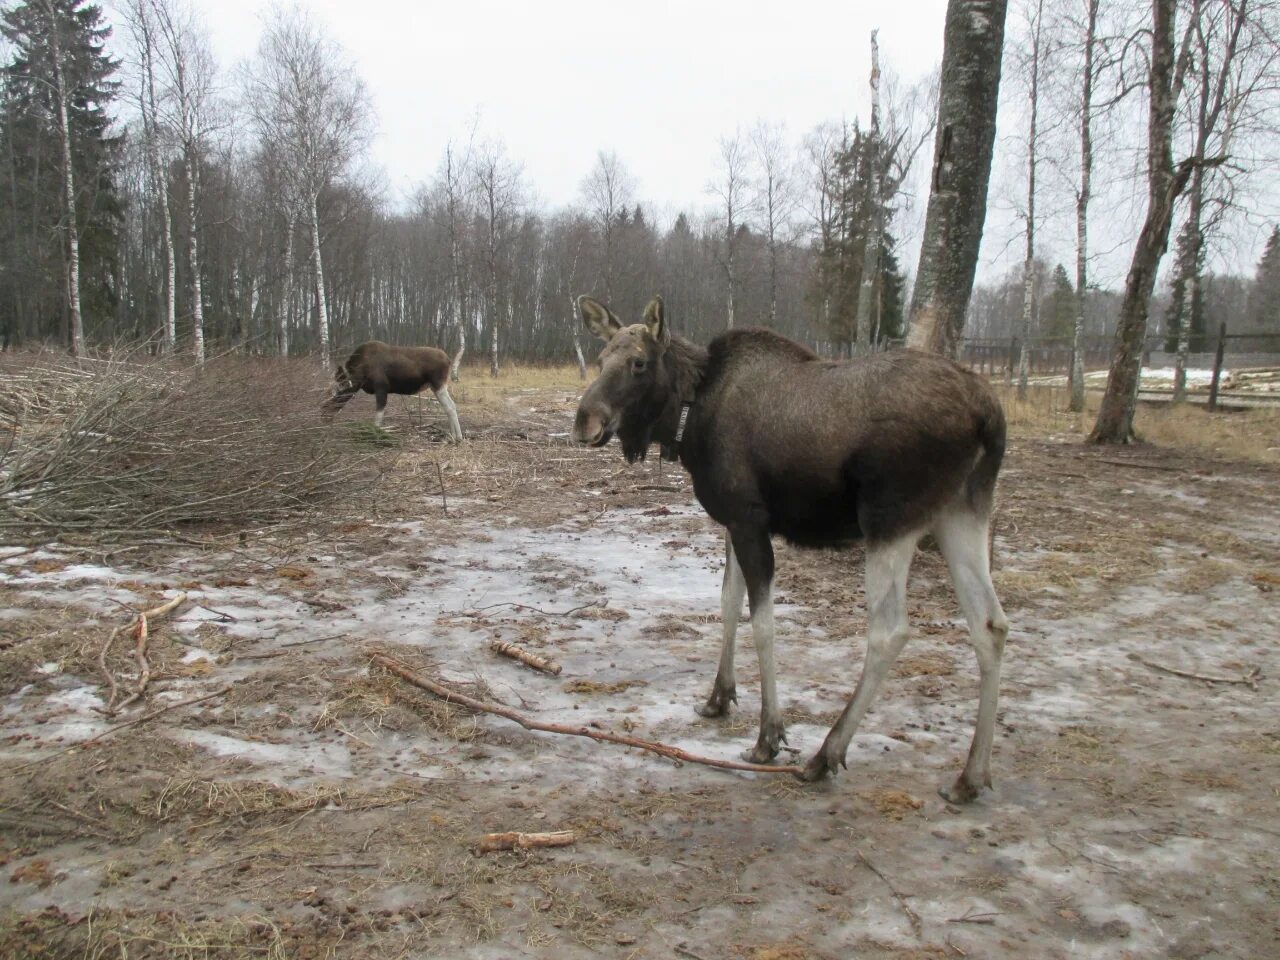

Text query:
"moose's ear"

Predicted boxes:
[[578, 296, 622, 341], [642, 296, 669, 349]]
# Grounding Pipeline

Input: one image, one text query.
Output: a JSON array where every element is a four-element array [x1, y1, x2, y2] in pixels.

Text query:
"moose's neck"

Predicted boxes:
[[651, 335, 708, 452]]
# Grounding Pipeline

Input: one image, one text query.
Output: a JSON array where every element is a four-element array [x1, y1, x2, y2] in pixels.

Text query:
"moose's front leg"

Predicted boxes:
[[730, 524, 786, 763], [698, 532, 744, 718]]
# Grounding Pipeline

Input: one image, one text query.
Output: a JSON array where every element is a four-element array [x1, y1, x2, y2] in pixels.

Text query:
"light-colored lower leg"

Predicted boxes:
[[935, 508, 1008, 803], [435, 386, 463, 442], [802, 531, 917, 780], [374, 408, 385, 428], [698, 532, 745, 718], [743, 578, 786, 763]]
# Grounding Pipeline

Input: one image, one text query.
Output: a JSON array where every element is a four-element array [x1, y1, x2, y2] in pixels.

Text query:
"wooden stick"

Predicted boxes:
[[1137, 658, 1261, 689], [110, 593, 188, 714], [371, 653, 805, 777], [98, 625, 124, 711], [857, 849, 922, 936], [490, 639, 563, 676], [474, 830, 575, 854]]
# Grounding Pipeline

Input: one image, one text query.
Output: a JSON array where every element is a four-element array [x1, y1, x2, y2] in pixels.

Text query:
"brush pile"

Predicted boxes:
[[0, 349, 387, 541]]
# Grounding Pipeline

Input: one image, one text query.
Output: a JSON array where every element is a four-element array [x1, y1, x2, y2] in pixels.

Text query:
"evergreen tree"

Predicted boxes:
[[1041, 264, 1075, 339], [1163, 217, 1206, 352], [0, 0, 122, 345], [873, 232, 905, 343], [1246, 226, 1280, 334]]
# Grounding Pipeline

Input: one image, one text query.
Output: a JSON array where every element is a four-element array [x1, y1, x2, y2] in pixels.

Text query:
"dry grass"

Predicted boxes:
[[989, 381, 1280, 463], [0, 350, 391, 542], [151, 776, 421, 820]]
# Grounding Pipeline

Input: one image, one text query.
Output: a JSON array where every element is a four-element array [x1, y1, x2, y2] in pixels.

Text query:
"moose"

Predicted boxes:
[[321, 340, 464, 442], [572, 295, 1010, 803]]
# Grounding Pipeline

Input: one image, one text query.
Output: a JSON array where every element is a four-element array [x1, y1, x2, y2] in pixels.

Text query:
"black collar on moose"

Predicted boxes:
[[658, 400, 694, 462]]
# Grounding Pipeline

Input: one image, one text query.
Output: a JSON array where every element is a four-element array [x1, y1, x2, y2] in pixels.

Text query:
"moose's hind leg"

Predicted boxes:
[[698, 532, 745, 718], [800, 531, 917, 782], [933, 508, 1008, 804]]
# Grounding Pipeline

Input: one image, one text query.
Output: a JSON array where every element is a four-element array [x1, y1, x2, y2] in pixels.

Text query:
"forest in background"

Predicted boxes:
[[1, 0, 1277, 371]]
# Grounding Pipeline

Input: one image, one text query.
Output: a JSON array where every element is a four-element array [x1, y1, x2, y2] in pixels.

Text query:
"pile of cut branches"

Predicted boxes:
[[0, 350, 388, 541]]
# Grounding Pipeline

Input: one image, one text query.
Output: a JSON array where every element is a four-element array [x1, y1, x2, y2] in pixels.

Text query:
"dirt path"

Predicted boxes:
[[1, 391, 1278, 959]]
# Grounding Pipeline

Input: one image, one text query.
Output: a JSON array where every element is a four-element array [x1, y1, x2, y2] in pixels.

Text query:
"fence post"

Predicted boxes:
[[1207, 322, 1227, 412]]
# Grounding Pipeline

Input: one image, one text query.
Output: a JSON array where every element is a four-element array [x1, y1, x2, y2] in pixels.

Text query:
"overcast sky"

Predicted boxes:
[[199, 0, 946, 213], [123, 0, 1275, 289]]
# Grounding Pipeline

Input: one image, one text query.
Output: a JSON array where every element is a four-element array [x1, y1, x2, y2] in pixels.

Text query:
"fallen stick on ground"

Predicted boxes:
[[1137, 658, 1261, 689], [490, 639, 562, 676], [474, 830, 575, 854], [109, 593, 188, 714], [371, 653, 805, 776], [857, 848, 922, 936]]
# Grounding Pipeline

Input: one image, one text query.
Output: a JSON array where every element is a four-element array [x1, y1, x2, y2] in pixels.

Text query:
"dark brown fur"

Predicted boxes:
[[322, 342, 462, 440], [573, 296, 1009, 797]]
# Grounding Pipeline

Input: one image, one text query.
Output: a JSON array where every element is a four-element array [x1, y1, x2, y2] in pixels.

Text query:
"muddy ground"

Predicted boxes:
[[1, 384, 1277, 959]]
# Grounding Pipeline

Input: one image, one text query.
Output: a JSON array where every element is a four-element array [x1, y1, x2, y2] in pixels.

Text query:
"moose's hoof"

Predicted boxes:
[[695, 687, 736, 718], [742, 720, 787, 764], [797, 743, 847, 782], [938, 773, 990, 805]]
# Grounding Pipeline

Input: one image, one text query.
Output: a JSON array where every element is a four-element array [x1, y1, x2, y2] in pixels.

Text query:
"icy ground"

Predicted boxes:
[[1, 454, 1278, 958]]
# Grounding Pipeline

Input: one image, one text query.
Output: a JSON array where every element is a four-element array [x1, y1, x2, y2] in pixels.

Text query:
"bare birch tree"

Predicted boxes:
[[1016, 0, 1048, 400], [1068, 0, 1102, 412], [149, 0, 216, 363], [1089, 0, 1197, 442], [580, 150, 633, 302], [750, 121, 795, 326], [123, 0, 177, 353], [472, 139, 523, 377], [709, 133, 752, 329], [907, 0, 1011, 355], [245, 7, 372, 365], [1170, 0, 1273, 401], [440, 142, 473, 380], [38, 0, 84, 355]]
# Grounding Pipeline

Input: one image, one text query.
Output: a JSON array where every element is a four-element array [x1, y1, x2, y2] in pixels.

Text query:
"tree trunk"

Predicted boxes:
[[1173, 169, 1203, 402], [48, 10, 84, 356], [184, 149, 204, 363], [854, 30, 882, 355], [906, 0, 1010, 356], [278, 210, 295, 356], [1089, 0, 1192, 444], [309, 196, 330, 365], [1070, 0, 1098, 413], [1017, 3, 1043, 402]]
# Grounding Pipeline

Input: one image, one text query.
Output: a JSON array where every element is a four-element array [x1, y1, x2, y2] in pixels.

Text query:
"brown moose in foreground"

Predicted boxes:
[[322, 340, 464, 442], [572, 295, 1010, 803]]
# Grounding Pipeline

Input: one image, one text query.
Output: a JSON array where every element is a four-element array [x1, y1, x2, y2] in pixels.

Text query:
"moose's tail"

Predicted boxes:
[[966, 395, 1007, 517]]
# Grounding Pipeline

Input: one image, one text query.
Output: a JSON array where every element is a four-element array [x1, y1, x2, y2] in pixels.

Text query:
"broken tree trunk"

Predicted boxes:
[[474, 831, 576, 854], [371, 653, 804, 776], [490, 639, 562, 676]]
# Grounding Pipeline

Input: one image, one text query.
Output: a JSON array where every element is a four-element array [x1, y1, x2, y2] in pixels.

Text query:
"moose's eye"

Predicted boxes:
[[631, 358, 648, 374]]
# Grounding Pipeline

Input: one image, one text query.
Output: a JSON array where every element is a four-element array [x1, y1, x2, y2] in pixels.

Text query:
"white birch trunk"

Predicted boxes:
[[309, 196, 330, 365], [1016, 1, 1043, 402], [278, 210, 295, 356], [184, 148, 204, 363], [137, 17, 176, 354], [48, 8, 84, 356], [1070, 2, 1097, 412], [854, 30, 882, 355]]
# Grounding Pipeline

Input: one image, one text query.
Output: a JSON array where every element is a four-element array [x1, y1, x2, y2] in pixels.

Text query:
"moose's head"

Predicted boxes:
[[572, 295, 673, 462]]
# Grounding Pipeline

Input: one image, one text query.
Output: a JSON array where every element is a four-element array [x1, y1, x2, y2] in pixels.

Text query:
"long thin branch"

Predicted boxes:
[[371, 653, 804, 777]]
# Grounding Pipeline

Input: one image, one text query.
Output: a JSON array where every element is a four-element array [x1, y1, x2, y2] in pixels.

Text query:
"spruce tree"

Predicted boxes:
[[1041, 264, 1075, 340], [0, 0, 122, 344], [1246, 226, 1279, 334]]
